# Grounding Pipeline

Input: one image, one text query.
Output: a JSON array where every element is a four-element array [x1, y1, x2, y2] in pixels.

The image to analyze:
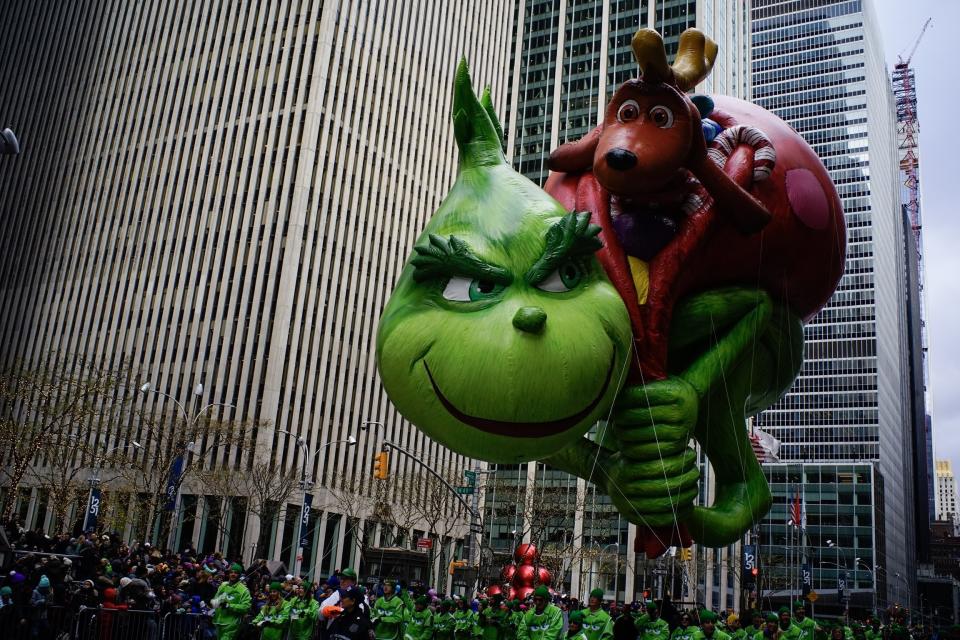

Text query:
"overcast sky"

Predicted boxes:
[[871, 1, 960, 472]]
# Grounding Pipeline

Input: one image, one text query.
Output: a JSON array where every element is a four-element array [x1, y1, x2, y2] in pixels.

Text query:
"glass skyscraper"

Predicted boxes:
[[750, 0, 920, 611]]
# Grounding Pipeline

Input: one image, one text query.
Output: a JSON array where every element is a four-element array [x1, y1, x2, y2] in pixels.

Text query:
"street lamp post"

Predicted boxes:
[[894, 572, 912, 625], [855, 557, 877, 618], [140, 381, 235, 550], [276, 430, 357, 578], [591, 542, 619, 601], [83, 441, 142, 532]]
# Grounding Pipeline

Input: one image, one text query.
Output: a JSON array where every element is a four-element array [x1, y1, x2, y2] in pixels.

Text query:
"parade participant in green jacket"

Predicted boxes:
[[406, 595, 435, 640], [581, 589, 614, 640], [568, 611, 591, 640], [791, 602, 817, 640], [775, 608, 801, 640], [745, 612, 764, 640], [374, 580, 410, 640], [863, 616, 882, 640], [507, 600, 524, 640], [727, 614, 746, 640], [694, 611, 729, 640], [436, 600, 457, 640], [454, 597, 479, 640], [671, 612, 700, 640], [517, 587, 563, 640], [286, 584, 321, 640], [754, 614, 779, 640], [480, 594, 511, 640], [212, 564, 252, 640], [252, 583, 290, 640], [636, 602, 670, 640]]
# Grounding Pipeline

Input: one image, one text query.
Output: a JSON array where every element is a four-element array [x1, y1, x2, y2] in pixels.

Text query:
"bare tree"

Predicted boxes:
[[0, 355, 132, 520], [410, 470, 470, 586]]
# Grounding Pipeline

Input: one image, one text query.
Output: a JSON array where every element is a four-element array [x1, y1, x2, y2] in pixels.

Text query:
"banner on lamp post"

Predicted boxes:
[[84, 487, 101, 532], [299, 493, 313, 548], [802, 563, 812, 597], [164, 454, 185, 511]]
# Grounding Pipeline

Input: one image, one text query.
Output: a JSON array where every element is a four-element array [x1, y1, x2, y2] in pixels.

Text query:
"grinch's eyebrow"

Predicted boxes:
[[525, 212, 603, 284], [411, 234, 512, 284]]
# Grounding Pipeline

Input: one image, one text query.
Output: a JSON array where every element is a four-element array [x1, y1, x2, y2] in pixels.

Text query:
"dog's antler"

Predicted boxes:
[[632, 29, 674, 84], [672, 29, 718, 92]]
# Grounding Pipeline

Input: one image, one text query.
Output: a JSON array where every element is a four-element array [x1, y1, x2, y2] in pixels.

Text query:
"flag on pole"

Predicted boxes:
[[789, 489, 802, 528]]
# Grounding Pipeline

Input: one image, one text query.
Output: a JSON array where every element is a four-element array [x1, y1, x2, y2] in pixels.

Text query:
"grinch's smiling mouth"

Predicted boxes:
[[423, 353, 616, 437]]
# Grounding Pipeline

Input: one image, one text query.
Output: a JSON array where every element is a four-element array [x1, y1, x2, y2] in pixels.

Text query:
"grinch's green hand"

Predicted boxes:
[[605, 377, 700, 528]]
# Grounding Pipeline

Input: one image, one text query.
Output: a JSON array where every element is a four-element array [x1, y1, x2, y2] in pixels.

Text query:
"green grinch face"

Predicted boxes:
[[376, 61, 632, 463]]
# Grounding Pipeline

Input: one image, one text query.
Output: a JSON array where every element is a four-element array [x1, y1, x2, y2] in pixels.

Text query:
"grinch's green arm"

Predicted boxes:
[[543, 436, 615, 481]]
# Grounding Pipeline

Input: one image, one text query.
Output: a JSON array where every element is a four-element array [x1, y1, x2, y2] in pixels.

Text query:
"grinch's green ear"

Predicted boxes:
[[453, 58, 506, 170]]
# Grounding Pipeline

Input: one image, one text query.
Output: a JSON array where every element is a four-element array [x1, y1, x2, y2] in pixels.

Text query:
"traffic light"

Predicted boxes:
[[373, 451, 389, 480], [449, 560, 467, 575], [679, 548, 692, 562]]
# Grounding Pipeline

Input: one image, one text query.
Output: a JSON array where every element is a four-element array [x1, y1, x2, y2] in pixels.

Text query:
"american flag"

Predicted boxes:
[[788, 489, 805, 529]]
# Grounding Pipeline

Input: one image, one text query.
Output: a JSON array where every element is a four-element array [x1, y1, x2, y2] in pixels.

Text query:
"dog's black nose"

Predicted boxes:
[[605, 148, 637, 171]]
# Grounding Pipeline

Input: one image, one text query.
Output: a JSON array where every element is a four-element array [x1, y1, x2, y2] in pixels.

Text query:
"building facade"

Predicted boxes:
[[935, 460, 959, 526], [490, 0, 751, 608], [750, 0, 920, 608], [0, 0, 516, 581]]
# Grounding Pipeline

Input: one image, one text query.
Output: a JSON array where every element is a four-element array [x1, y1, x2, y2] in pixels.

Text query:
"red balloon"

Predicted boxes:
[[501, 564, 517, 581], [515, 586, 534, 601], [536, 567, 552, 586], [514, 543, 539, 565], [515, 564, 536, 586], [506, 587, 516, 600], [486, 584, 503, 597]]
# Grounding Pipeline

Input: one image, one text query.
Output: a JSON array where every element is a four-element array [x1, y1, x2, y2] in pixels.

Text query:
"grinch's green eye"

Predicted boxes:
[[443, 276, 506, 302], [537, 261, 583, 293]]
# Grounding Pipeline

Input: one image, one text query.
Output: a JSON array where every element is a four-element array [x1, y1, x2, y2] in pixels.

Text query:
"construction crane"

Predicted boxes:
[[898, 17, 932, 66]]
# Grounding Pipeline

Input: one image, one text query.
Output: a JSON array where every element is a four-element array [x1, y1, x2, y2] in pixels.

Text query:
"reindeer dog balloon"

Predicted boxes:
[[378, 29, 844, 556]]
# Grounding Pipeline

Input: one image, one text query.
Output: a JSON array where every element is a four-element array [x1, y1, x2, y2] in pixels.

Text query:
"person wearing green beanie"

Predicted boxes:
[[405, 594, 435, 640], [864, 615, 882, 640], [694, 611, 729, 640], [746, 612, 764, 639], [568, 610, 590, 640], [580, 588, 613, 640], [373, 579, 409, 640], [252, 582, 289, 640], [454, 595, 479, 640], [636, 602, 669, 640], [671, 612, 700, 640], [775, 607, 801, 640], [435, 600, 457, 640], [480, 593, 511, 640], [212, 564, 251, 640], [508, 599, 525, 640], [790, 601, 816, 640], [752, 614, 779, 640], [285, 583, 320, 640], [517, 586, 562, 640]]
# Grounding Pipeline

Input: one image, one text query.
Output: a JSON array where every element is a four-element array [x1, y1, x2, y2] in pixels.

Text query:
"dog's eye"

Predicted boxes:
[[617, 100, 640, 123], [649, 105, 674, 129]]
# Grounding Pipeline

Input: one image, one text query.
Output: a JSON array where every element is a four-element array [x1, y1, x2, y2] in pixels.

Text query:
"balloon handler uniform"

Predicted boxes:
[[286, 593, 321, 640], [376, 31, 846, 560], [516, 588, 563, 640], [406, 597, 435, 640], [693, 611, 729, 640], [480, 596, 511, 640], [635, 603, 669, 640], [211, 565, 251, 640], [568, 611, 591, 640], [373, 582, 410, 640], [435, 601, 457, 640], [454, 601, 479, 640], [791, 602, 817, 640], [581, 589, 614, 640], [252, 584, 289, 640]]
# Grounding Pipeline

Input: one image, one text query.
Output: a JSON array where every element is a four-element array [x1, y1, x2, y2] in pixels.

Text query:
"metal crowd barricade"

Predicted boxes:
[[160, 611, 217, 640], [4, 604, 78, 640], [73, 606, 161, 640]]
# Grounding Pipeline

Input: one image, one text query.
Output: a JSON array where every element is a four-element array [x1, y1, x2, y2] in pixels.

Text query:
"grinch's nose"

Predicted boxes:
[[513, 306, 547, 334]]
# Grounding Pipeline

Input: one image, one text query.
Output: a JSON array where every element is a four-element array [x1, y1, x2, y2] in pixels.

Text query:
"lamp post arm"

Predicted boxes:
[[144, 388, 189, 423], [381, 440, 475, 516]]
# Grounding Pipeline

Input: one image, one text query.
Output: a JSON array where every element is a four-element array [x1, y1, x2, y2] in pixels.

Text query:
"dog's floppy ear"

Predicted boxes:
[[548, 126, 601, 173]]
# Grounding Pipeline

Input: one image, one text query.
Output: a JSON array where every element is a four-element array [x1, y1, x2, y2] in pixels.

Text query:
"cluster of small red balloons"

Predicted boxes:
[[487, 543, 553, 600]]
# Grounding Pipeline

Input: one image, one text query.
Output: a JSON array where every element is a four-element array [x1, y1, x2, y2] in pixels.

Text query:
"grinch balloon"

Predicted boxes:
[[376, 28, 844, 557]]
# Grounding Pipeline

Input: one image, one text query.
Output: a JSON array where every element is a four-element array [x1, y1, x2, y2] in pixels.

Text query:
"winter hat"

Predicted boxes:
[[120, 577, 132, 588], [533, 586, 549, 599], [778, 607, 790, 615], [38, 575, 50, 589], [269, 581, 283, 592], [700, 611, 718, 623], [569, 611, 585, 625], [727, 614, 740, 626], [229, 563, 243, 573], [589, 588, 604, 599], [767, 613, 779, 623], [0, 586, 11, 596], [340, 567, 357, 579]]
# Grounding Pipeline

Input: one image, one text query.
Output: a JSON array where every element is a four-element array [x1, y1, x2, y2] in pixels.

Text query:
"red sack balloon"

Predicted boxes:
[[514, 544, 539, 565], [515, 586, 534, 601], [486, 584, 503, 597], [506, 587, 516, 600], [515, 564, 536, 586], [536, 567, 552, 586], [501, 564, 517, 582]]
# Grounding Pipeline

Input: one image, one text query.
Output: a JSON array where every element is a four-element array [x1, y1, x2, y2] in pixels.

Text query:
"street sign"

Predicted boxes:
[[464, 470, 477, 485], [456, 486, 474, 495], [417, 538, 433, 549], [807, 591, 819, 602], [652, 569, 668, 575]]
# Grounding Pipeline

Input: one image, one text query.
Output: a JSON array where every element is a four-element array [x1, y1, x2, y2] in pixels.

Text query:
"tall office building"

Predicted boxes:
[[935, 460, 959, 525], [751, 0, 919, 610], [489, 0, 751, 608], [0, 0, 515, 579]]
